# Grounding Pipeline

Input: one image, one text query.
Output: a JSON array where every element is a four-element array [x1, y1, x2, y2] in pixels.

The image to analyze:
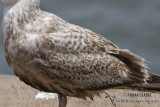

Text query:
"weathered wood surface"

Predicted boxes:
[[0, 75, 160, 107]]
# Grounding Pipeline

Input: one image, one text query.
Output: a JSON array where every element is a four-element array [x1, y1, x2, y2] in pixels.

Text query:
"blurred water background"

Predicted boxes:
[[0, 0, 160, 75]]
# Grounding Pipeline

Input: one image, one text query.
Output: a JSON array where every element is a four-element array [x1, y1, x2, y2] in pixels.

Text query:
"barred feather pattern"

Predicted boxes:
[[2, 0, 158, 100]]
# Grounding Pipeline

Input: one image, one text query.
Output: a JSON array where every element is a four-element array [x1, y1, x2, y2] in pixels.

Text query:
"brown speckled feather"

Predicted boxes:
[[1, 0, 160, 100]]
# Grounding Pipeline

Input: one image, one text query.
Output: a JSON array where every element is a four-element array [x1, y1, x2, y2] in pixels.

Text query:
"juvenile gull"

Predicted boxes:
[[1, 0, 160, 107]]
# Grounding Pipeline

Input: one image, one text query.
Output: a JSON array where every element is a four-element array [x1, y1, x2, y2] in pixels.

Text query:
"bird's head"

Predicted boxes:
[[1, 0, 19, 6]]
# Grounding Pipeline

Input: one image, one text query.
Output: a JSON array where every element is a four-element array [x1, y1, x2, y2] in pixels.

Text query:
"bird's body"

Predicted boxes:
[[1, 0, 160, 107]]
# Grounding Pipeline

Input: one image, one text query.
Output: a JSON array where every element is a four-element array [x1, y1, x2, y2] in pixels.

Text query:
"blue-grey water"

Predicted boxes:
[[0, 0, 160, 75]]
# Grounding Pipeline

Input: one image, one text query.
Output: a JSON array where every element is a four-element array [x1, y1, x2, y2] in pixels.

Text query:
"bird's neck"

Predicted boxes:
[[3, 0, 40, 19], [4, 0, 40, 7], [17, 0, 40, 10], [2, 0, 41, 41]]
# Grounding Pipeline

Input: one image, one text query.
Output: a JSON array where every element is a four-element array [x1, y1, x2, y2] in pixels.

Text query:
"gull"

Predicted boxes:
[[1, 0, 160, 107]]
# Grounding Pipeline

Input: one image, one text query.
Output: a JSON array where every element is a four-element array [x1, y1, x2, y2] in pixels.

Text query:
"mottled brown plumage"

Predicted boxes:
[[1, 0, 160, 107]]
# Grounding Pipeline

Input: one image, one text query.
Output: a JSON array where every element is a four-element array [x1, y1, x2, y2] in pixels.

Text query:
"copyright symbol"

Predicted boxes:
[[123, 93, 127, 97]]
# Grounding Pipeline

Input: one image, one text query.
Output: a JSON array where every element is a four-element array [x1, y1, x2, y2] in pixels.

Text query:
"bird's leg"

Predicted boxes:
[[58, 94, 67, 107]]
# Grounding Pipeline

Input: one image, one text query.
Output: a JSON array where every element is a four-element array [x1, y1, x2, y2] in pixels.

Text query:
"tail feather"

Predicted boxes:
[[112, 49, 160, 92], [137, 73, 160, 91], [129, 69, 160, 92], [129, 83, 160, 91], [112, 49, 149, 84], [147, 73, 160, 83]]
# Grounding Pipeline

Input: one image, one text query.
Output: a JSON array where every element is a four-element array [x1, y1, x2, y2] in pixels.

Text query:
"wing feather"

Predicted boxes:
[[42, 30, 119, 54], [34, 49, 129, 91], [29, 28, 129, 94]]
